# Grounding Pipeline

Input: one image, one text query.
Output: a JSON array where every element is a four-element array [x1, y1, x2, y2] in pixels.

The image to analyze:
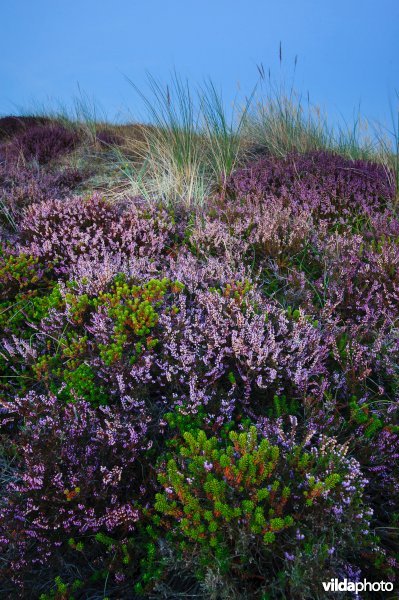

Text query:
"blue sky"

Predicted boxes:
[[1, 0, 398, 126]]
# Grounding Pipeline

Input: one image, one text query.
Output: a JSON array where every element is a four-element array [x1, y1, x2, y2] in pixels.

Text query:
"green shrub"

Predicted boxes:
[[154, 423, 378, 598]]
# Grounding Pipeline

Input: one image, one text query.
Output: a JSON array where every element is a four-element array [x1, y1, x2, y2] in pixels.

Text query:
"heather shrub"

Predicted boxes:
[[0, 115, 50, 140], [315, 234, 399, 327], [277, 231, 399, 400], [0, 163, 86, 229], [226, 151, 395, 222], [19, 194, 120, 270], [163, 251, 255, 294], [20, 194, 178, 274], [5, 122, 79, 165], [0, 392, 152, 593], [156, 284, 328, 421], [153, 419, 382, 598], [189, 196, 315, 264], [355, 423, 399, 515]]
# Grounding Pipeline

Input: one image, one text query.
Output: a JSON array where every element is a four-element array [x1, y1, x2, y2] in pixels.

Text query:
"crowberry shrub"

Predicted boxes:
[[0, 243, 46, 300], [0, 274, 184, 405], [154, 420, 377, 598]]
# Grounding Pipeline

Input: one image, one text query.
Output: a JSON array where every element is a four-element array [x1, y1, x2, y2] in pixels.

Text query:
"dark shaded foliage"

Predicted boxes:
[[0, 115, 50, 141], [96, 128, 123, 147], [4, 122, 79, 165]]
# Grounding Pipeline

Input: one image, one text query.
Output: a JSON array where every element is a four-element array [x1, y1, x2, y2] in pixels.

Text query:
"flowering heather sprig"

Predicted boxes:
[[163, 250, 256, 294], [315, 233, 399, 328], [355, 423, 399, 512]]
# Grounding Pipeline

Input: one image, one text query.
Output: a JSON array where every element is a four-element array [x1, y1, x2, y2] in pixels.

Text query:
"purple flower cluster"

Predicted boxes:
[[357, 425, 399, 512], [155, 286, 328, 420], [19, 194, 177, 274], [189, 195, 315, 262], [226, 151, 395, 220]]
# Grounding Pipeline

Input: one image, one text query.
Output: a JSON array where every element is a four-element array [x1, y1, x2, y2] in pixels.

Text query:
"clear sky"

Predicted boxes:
[[1, 0, 398, 126]]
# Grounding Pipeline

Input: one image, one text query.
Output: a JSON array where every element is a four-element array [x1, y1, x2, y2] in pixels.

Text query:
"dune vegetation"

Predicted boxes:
[[0, 77, 398, 599]]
